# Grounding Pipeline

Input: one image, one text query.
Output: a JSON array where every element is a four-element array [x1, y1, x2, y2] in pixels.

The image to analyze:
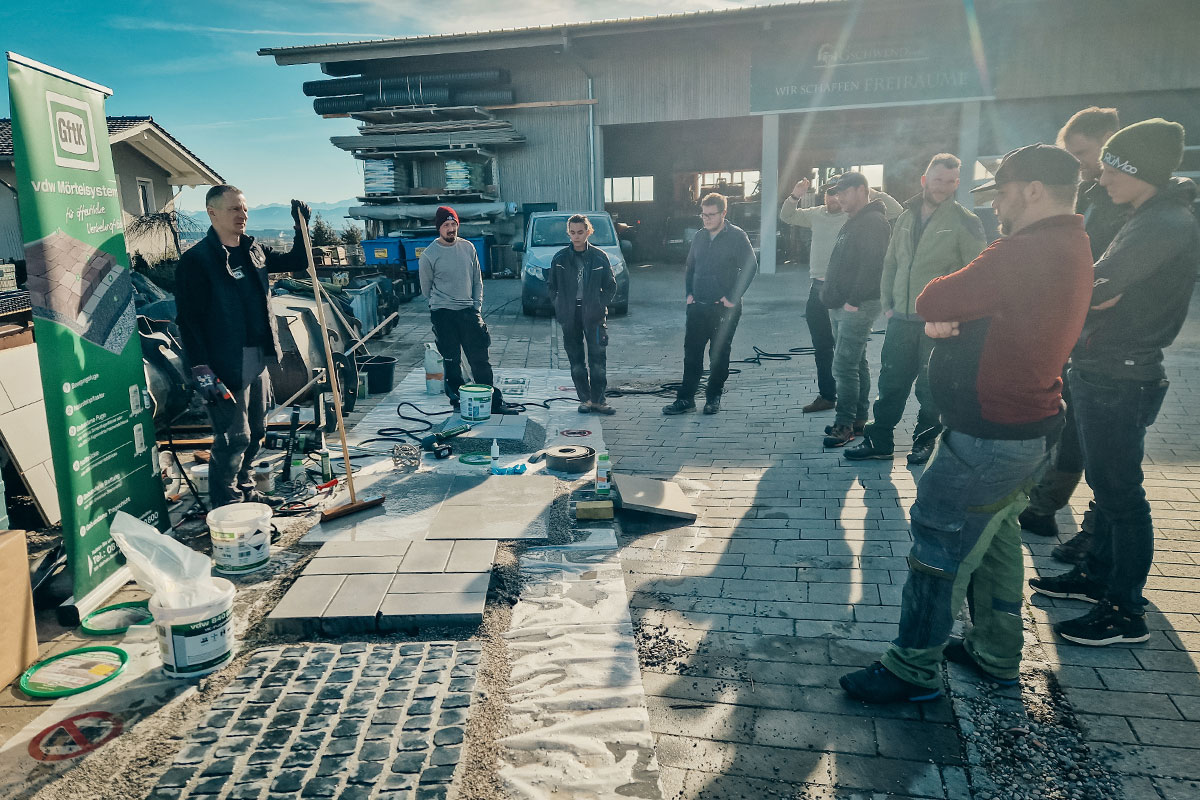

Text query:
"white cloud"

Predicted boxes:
[[109, 17, 382, 38]]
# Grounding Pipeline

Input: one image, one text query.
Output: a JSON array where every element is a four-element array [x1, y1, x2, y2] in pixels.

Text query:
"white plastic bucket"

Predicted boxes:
[[207, 502, 272, 575], [253, 462, 274, 493], [459, 383, 493, 423], [150, 577, 235, 678], [188, 463, 209, 494]]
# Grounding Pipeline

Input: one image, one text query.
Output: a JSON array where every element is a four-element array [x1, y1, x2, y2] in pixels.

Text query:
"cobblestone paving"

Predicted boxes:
[[148, 642, 479, 800]]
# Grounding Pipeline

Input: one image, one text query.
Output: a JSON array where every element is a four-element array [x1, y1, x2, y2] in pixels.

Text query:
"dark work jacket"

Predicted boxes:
[[176, 227, 307, 390], [547, 243, 617, 329], [1073, 177, 1200, 382], [917, 215, 1094, 440], [822, 199, 890, 308], [1078, 179, 1129, 261], [685, 221, 757, 305]]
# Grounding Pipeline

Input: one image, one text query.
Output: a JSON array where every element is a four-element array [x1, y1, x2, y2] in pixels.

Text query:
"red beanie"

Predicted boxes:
[[434, 206, 459, 230]]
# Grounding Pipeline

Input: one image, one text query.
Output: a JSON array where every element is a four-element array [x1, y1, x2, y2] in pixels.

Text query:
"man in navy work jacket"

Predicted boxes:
[[548, 214, 618, 415], [663, 192, 758, 416], [176, 185, 309, 508]]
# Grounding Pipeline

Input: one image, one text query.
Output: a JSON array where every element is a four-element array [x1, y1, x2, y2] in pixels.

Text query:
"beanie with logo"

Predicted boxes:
[[433, 205, 459, 231], [1101, 118, 1185, 187]]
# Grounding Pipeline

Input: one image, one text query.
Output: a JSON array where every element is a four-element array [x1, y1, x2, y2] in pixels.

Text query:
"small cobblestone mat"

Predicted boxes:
[[149, 641, 480, 800]]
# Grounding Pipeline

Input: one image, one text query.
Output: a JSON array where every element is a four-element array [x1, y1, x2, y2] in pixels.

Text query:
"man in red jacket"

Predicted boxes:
[[840, 145, 1094, 703]]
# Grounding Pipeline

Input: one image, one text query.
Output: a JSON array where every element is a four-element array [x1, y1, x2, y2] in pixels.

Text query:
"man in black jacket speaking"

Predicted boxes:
[[663, 193, 758, 416], [176, 185, 309, 508], [548, 214, 618, 415], [821, 172, 891, 447]]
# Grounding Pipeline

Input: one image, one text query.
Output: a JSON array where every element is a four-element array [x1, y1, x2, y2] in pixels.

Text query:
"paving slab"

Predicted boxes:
[[379, 592, 487, 630], [427, 502, 549, 540], [445, 539, 499, 572], [387, 572, 491, 595], [265, 575, 346, 635]]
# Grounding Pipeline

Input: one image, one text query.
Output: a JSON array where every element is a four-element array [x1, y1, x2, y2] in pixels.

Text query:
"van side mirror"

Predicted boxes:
[[512, 242, 525, 253]]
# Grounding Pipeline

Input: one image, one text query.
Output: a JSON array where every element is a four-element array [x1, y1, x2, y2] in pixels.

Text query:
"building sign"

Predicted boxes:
[[750, 4, 992, 113], [7, 53, 168, 612]]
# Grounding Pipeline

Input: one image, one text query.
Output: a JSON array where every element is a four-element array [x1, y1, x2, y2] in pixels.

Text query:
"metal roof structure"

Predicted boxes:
[[259, 1, 842, 65], [0, 116, 223, 187]]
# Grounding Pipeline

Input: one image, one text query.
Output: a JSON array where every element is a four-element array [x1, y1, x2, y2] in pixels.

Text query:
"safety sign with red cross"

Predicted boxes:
[[28, 711, 123, 761]]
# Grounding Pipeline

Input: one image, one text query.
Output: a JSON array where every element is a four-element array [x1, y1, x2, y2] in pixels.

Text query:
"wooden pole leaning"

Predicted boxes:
[[296, 213, 385, 521]]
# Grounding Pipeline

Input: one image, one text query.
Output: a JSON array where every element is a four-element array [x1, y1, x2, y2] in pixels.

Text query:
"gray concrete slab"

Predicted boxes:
[[265, 575, 346, 635], [317, 540, 411, 558], [378, 593, 486, 631], [427, 502, 549, 540], [387, 572, 491, 595], [394, 541, 454, 572], [320, 574, 393, 635], [302, 556, 404, 575], [445, 540, 499, 573]]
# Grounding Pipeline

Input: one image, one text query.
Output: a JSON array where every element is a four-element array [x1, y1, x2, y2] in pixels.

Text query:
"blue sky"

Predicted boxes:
[[3, 0, 765, 215]]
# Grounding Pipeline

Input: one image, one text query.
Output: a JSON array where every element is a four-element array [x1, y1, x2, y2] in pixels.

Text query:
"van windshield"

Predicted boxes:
[[529, 215, 618, 247]]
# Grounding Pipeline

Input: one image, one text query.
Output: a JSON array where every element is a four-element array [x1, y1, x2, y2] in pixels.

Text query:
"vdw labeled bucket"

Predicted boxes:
[[459, 383, 493, 423], [207, 502, 273, 575], [150, 577, 235, 678]]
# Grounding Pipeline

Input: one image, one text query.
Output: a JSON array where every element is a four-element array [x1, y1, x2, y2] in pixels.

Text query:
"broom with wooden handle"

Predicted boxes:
[[294, 207, 385, 521]]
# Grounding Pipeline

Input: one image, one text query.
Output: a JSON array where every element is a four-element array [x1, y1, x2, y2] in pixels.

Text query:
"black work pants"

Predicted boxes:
[[678, 301, 742, 402], [806, 279, 836, 402], [561, 304, 608, 404], [207, 347, 270, 508], [430, 307, 504, 409]]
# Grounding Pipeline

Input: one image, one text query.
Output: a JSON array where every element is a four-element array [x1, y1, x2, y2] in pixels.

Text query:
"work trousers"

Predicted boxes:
[[806, 280, 836, 402], [883, 430, 1050, 687], [1024, 369, 1089, 523], [678, 301, 742, 402], [830, 300, 880, 428], [207, 347, 270, 508], [561, 304, 608, 404], [430, 307, 504, 410], [1072, 368, 1169, 611], [864, 316, 941, 449]]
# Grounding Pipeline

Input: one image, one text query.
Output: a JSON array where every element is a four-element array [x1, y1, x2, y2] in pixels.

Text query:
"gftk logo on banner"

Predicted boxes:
[[45, 91, 100, 171]]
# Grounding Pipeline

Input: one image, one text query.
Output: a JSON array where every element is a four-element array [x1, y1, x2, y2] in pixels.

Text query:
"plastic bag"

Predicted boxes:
[[109, 511, 225, 608]]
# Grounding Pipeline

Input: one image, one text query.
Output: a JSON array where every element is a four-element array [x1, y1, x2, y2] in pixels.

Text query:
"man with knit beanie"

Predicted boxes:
[[1030, 119, 1199, 646], [418, 206, 514, 413], [1019, 107, 1130, 561]]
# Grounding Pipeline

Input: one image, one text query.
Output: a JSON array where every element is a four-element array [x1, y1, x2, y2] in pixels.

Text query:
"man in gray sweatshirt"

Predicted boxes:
[[419, 206, 511, 412]]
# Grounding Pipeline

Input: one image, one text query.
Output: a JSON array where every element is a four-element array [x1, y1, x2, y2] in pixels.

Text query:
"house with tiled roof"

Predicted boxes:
[[0, 116, 223, 262]]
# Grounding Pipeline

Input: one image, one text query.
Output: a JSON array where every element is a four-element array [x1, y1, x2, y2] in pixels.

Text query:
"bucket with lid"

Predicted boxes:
[[206, 502, 272, 575], [150, 577, 235, 678], [188, 463, 209, 494], [459, 384, 493, 423]]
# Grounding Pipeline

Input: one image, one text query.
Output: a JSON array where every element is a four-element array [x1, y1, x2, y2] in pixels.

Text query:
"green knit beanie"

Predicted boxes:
[[1101, 118, 1185, 187]]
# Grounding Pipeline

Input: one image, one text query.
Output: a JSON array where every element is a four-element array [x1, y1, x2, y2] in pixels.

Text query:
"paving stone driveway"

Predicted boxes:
[[474, 261, 1200, 800]]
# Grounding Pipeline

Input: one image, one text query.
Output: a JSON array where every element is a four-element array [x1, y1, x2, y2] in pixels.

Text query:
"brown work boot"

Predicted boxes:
[[803, 395, 836, 413]]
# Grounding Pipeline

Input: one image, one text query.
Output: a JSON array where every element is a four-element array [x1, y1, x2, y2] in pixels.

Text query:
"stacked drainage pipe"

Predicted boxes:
[[307, 69, 514, 114]]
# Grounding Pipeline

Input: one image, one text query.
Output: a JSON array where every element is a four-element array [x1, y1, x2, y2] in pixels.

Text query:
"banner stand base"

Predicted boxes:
[[56, 565, 134, 627]]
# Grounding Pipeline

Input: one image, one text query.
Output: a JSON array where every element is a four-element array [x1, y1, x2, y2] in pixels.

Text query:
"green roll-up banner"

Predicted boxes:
[[7, 53, 168, 621]]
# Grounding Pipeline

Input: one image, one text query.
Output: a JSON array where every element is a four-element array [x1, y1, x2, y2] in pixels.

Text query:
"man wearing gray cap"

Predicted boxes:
[[820, 171, 891, 448], [841, 144, 1093, 703]]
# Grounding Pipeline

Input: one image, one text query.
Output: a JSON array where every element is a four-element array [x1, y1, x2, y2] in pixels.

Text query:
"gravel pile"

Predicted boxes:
[[950, 665, 1123, 800], [633, 620, 693, 671]]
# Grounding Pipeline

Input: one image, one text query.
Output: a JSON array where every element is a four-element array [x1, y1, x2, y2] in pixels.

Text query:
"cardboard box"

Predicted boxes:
[[0, 530, 39, 690]]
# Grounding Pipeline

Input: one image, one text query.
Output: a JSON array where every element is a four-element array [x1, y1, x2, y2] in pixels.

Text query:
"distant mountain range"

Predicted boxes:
[[246, 199, 358, 231]]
